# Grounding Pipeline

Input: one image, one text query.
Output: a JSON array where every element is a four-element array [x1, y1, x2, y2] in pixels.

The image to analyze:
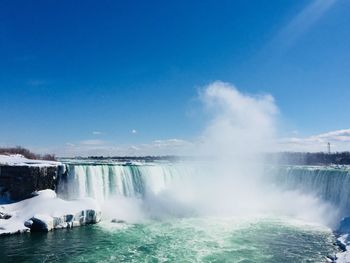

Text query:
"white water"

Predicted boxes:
[[56, 162, 346, 227], [57, 163, 196, 221], [272, 166, 350, 218]]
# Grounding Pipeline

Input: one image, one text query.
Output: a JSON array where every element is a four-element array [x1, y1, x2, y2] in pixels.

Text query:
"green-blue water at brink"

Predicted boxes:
[[0, 217, 335, 262]]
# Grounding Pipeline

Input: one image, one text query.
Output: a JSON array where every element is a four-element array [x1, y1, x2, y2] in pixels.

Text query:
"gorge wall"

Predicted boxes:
[[0, 164, 65, 201]]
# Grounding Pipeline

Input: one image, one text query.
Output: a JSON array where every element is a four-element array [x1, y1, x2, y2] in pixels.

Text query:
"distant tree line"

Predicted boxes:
[[86, 152, 350, 165], [0, 146, 56, 161], [86, 155, 184, 162], [3, 147, 349, 165], [273, 152, 350, 165]]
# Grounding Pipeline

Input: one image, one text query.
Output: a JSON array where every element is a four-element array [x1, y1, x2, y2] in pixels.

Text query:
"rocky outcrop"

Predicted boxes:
[[111, 219, 126, 223], [0, 164, 66, 201], [27, 210, 101, 232], [0, 212, 11, 219]]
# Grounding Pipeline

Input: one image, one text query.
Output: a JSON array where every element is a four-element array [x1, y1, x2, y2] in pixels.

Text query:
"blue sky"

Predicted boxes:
[[0, 0, 349, 155]]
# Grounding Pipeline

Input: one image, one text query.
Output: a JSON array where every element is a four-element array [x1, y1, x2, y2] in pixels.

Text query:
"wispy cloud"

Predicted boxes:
[[92, 131, 103, 135], [80, 139, 106, 146], [129, 138, 194, 155], [56, 138, 193, 157], [131, 129, 137, 134], [268, 0, 336, 52], [44, 127, 350, 157], [123, 138, 193, 155], [57, 139, 115, 157], [149, 139, 193, 150], [280, 129, 350, 152]]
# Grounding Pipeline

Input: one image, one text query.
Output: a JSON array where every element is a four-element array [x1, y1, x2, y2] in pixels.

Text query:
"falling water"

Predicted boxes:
[[57, 163, 193, 203]]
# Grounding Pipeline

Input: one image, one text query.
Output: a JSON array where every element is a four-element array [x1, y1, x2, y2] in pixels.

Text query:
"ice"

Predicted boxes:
[[0, 189, 100, 235]]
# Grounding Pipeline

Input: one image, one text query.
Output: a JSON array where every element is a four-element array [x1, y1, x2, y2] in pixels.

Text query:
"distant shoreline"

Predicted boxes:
[[58, 152, 350, 166]]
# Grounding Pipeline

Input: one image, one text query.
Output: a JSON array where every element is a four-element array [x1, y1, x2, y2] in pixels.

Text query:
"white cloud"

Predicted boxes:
[[279, 129, 350, 152], [80, 139, 106, 146], [129, 145, 140, 151], [131, 129, 137, 134], [57, 139, 118, 157], [312, 129, 350, 142], [54, 138, 193, 157], [152, 139, 191, 148], [127, 139, 194, 155]]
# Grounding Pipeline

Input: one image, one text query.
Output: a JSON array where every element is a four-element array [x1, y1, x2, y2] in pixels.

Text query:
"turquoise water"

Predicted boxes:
[[1, 163, 344, 262], [0, 217, 336, 263]]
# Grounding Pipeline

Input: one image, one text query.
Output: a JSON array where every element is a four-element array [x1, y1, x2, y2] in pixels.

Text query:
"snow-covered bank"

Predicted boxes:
[[0, 190, 101, 235], [332, 218, 350, 262], [0, 154, 62, 167], [335, 235, 350, 262]]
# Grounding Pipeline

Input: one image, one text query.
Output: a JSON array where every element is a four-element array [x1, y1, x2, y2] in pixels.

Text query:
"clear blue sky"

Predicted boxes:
[[0, 0, 349, 155]]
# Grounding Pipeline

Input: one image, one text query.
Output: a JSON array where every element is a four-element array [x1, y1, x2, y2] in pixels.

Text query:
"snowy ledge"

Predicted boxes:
[[0, 190, 101, 235], [335, 234, 350, 263], [0, 154, 62, 167], [332, 218, 350, 262]]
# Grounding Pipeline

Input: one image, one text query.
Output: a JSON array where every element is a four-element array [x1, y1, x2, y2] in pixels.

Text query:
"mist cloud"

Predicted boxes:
[[198, 81, 278, 158]]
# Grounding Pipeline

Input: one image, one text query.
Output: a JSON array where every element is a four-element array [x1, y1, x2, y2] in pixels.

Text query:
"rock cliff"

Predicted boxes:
[[0, 156, 65, 201]]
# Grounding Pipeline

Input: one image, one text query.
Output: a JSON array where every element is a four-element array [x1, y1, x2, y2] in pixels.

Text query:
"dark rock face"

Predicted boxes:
[[0, 165, 65, 201]]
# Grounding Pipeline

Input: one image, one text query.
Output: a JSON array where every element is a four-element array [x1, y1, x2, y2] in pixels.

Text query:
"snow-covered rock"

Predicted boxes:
[[335, 233, 350, 262], [335, 217, 350, 262], [0, 189, 101, 235], [30, 214, 54, 232]]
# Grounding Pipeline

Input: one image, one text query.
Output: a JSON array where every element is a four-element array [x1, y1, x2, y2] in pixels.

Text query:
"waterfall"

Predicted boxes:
[[57, 162, 350, 220], [57, 163, 192, 203], [271, 166, 350, 216]]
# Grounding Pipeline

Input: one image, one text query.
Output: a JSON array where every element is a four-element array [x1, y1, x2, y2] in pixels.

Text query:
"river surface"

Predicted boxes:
[[0, 216, 336, 263]]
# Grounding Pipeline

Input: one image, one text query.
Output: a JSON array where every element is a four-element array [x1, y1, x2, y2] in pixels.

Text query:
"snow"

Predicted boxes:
[[335, 218, 350, 262], [0, 154, 62, 167], [0, 189, 100, 235], [335, 234, 350, 262]]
